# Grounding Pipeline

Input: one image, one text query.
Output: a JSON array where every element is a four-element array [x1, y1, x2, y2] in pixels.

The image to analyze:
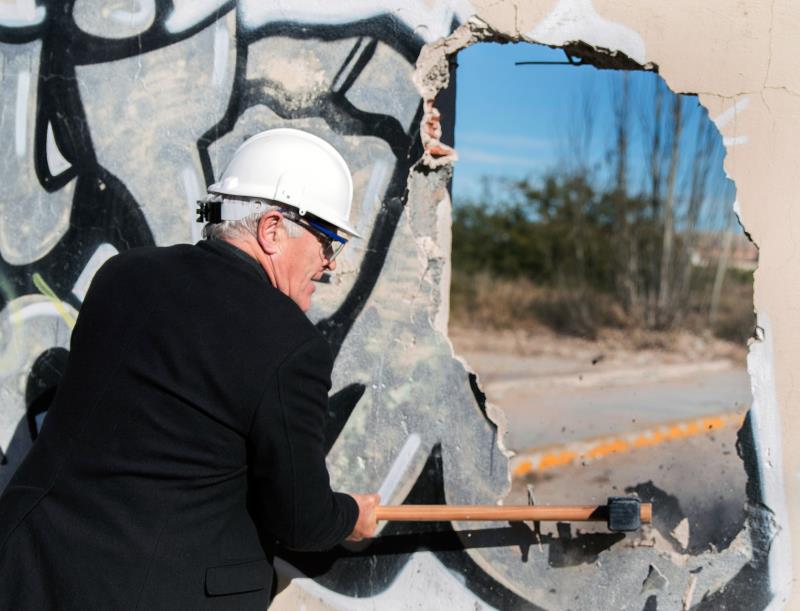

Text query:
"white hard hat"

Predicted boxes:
[[207, 128, 361, 237]]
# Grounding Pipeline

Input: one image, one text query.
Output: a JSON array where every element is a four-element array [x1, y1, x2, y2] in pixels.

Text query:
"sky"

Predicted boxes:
[[451, 42, 736, 229]]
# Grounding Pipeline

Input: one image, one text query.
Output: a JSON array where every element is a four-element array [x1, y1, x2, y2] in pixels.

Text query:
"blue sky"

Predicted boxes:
[[451, 42, 735, 229]]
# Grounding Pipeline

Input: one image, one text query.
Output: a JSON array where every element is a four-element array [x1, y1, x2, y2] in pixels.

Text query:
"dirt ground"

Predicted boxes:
[[448, 324, 748, 373]]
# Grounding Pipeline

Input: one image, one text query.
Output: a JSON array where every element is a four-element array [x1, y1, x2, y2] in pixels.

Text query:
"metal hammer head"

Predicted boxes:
[[607, 496, 642, 532]]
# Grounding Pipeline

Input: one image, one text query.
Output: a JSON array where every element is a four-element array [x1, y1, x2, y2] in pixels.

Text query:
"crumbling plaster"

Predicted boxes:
[[413, 1, 798, 606]]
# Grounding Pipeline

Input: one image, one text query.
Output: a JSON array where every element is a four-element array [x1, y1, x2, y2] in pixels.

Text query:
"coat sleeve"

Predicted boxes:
[[247, 334, 359, 551]]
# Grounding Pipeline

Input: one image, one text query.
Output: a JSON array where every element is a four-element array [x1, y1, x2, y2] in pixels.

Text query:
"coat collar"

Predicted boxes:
[[198, 239, 270, 284]]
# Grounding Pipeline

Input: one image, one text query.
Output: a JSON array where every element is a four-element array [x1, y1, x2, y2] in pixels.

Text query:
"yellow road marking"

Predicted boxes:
[[510, 411, 746, 478]]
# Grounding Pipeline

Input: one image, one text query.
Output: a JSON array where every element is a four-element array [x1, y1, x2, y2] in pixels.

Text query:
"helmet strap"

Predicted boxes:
[[196, 199, 222, 223], [197, 196, 271, 223]]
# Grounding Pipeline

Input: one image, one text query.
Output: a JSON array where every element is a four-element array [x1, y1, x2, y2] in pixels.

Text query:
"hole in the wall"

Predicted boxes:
[[442, 39, 757, 558]]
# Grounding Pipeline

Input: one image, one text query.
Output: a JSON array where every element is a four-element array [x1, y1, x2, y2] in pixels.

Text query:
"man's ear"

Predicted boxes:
[[256, 211, 283, 255]]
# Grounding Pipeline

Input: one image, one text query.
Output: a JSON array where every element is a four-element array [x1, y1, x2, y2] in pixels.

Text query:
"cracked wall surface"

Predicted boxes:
[[0, 1, 796, 610]]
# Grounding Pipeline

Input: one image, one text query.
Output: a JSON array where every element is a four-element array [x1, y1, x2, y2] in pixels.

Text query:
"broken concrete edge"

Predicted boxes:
[[403, 180, 517, 488], [744, 313, 794, 605], [413, 17, 661, 170], [624, 510, 755, 606], [403, 13, 791, 602], [408, 13, 738, 480], [402, 186, 517, 487], [398, 18, 518, 500], [407, 15, 724, 497], [413, 18, 529, 169], [695, 58, 788, 608], [406, 18, 675, 493]]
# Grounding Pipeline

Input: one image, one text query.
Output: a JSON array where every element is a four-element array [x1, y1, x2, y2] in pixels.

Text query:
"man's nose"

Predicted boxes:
[[326, 258, 337, 272]]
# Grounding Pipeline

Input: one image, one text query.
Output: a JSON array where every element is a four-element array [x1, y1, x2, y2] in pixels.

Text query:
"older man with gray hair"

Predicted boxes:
[[0, 128, 379, 610]]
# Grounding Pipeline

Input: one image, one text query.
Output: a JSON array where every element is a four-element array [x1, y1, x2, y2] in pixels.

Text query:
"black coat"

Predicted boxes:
[[0, 240, 358, 610]]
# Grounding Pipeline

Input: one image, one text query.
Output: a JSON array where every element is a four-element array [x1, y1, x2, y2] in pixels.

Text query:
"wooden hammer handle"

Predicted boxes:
[[375, 503, 652, 523]]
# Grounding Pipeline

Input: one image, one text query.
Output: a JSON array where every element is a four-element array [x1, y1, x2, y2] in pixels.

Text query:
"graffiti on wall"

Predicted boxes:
[[0, 2, 775, 609]]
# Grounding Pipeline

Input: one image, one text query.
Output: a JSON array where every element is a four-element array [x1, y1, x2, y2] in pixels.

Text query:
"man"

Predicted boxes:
[[0, 128, 379, 609]]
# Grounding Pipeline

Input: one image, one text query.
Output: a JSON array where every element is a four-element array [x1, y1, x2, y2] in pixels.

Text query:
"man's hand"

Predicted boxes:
[[346, 493, 380, 541]]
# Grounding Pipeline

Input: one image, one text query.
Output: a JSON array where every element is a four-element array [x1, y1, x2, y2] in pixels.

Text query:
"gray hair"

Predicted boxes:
[[202, 196, 303, 241]]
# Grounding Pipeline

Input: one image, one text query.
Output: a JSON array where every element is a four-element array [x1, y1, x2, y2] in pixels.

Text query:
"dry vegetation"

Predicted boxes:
[[451, 73, 757, 349], [449, 269, 754, 355], [450, 72, 757, 352]]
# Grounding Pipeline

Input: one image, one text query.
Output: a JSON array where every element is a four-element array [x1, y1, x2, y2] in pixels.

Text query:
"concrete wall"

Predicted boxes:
[[0, 1, 795, 609]]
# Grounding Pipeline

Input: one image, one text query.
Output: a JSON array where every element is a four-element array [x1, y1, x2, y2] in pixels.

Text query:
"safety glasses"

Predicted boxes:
[[292, 217, 348, 262]]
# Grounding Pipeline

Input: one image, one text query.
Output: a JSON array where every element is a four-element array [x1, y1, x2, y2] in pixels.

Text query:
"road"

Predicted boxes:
[[459, 347, 751, 451], [456, 341, 752, 558]]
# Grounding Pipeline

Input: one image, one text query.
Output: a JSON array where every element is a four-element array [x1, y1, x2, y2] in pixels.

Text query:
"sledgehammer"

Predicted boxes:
[[376, 496, 651, 532]]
